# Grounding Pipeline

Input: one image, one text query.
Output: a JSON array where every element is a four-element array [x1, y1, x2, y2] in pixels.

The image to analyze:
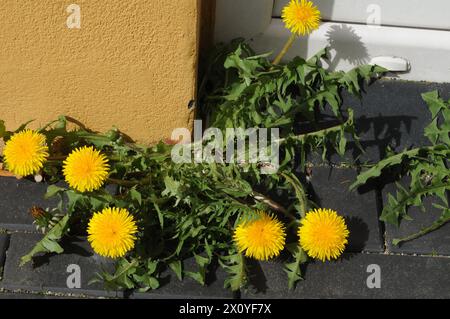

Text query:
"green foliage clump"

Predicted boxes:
[[0, 40, 386, 292], [352, 90, 450, 245], [200, 40, 386, 171]]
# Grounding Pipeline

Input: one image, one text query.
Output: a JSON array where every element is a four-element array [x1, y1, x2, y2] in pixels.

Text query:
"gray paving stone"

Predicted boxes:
[[308, 166, 383, 252], [0, 292, 48, 299], [0, 178, 117, 231], [382, 179, 450, 256], [0, 291, 88, 299], [241, 253, 450, 299], [1, 233, 230, 299], [308, 80, 450, 165], [0, 234, 9, 272], [0, 178, 53, 231], [130, 258, 233, 299], [0, 232, 121, 298]]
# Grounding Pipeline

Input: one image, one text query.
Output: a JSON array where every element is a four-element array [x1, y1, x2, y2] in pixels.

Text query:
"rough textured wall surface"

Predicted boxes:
[[0, 0, 198, 144]]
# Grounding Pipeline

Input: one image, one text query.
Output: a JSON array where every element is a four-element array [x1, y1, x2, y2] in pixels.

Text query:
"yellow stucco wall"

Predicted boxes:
[[0, 0, 198, 144]]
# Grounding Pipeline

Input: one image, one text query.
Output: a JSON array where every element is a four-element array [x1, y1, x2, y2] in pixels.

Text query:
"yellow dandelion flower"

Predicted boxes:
[[282, 0, 321, 36], [87, 207, 138, 258], [63, 146, 109, 192], [234, 211, 286, 261], [3, 130, 49, 176], [298, 208, 349, 262]]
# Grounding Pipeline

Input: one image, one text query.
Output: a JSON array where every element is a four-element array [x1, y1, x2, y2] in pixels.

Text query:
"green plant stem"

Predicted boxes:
[[251, 191, 288, 213], [166, 118, 350, 162], [277, 122, 345, 145], [382, 182, 450, 224], [251, 191, 296, 222], [351, 145, 450, 190], [280, 172, 307, 218], [47, 156, 67, 161], [393, 216, 450, 246], [48, 154, 124, 163], [110, 260, 139, 281], [272, 34, 297, 65], [107, 176, 152, 187], [236, 253, 246, 291]]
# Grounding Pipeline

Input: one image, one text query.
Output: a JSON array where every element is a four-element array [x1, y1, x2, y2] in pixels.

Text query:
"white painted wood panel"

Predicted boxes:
[[274, 0, 450, 30], [249, 20, 450, 82], [215, 0, 450, 82]]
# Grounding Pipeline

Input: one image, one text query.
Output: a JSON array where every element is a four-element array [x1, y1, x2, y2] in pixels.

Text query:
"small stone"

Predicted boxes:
[[34, 174, 44, 183]]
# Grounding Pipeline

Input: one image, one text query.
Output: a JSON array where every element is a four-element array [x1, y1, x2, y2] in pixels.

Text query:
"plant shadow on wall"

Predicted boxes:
[[272, 0, 336, 59], [325, 24, 369, 71], [271, 1, 368, 66], [0, 0, 447, 296]]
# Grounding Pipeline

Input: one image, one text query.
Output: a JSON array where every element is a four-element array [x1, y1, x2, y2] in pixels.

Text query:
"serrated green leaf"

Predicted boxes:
[[185, 271, 205, 286], [20, 214, 70, 266], [284, 244, 308, 290], [424, 118, 440, 145], [281, 172, 307, 218], [393, 205, 450, 246], [351, 148, 422, 190], [169, 260, 183, 281], [422, 90, 447, 119], [147, 277, 160, 289], [129, 188, 142, 205], [220, 253, 246, 292], [45, 185, 65, 199]]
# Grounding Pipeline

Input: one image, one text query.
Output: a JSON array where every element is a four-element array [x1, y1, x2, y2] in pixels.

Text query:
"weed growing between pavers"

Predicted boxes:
[[0, 1, 394, 293], [2, 55, 379, 290], [352, 91, 450, 245]]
